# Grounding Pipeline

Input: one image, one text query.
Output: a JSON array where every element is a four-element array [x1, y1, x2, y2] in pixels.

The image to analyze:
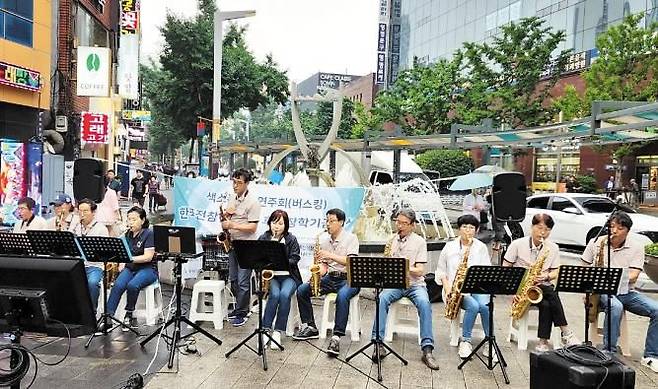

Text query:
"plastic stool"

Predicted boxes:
[[319, 293, 361, 341]]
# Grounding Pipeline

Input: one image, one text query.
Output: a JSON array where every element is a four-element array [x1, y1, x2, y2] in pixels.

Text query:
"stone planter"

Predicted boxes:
[[645, 254, 658, 285]]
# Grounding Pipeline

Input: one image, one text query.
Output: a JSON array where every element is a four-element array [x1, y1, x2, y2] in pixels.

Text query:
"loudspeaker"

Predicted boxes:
[[492, 172, 526, 222], [73, 158, 105, 203]]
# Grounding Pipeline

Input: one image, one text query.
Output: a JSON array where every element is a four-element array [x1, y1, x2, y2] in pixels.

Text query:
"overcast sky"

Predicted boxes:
[[140, 0, 380, 82]]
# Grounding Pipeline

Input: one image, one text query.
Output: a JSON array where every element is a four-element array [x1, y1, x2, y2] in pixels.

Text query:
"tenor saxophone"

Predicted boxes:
[[218, 205, 232, 252], [445, 238, 471, 320], [511, 238, 548, 320], [587, 237, 607, 323], [310, 232, 324, 297]]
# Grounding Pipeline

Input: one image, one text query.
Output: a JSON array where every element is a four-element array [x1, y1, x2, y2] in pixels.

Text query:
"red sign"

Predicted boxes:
[[80, 112, 110, 144]]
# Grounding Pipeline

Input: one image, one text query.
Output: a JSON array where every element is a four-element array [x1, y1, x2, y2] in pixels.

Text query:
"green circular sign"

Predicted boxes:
[[86, 53, 101, 72]]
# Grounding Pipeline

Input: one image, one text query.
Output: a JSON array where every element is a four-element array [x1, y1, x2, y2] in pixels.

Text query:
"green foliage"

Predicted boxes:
[[646, 243, 658, 256], [351, 101, 383, 139], [575, 175, 598, 194], [415, 149, 473, 178], [315, 99, 356, 140], [552, 84, 588, 121]]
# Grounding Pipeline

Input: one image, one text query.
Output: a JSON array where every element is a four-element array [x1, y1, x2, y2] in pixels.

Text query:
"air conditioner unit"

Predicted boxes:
[[55, 116, 68, 132]]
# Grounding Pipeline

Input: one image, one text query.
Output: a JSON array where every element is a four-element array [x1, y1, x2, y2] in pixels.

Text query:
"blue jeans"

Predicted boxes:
[[461, 294, 490, 341], [107, 267, 159, 315], [229, 250, 253, 318], [600, 291, 658, 358], [263, 276, 298, 331], [86, 266, 103, 314], [297, 274, 360, 337], [371, 285, 434, 349]]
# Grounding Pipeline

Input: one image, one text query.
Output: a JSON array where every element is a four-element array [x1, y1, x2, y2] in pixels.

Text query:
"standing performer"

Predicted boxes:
[[437, 214, 492, 359], [258, 209, 302, 350], [293, 208, 360, 357], [581, 211, 658, 373], [222, 168, 261, 327], [503, 213, 578, 351], [370, 208, 440, 370]]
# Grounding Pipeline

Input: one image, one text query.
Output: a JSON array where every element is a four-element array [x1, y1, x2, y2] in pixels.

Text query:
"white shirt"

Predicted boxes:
[[13, 215, 48, 233], [436, 237, 491, 296], [462, 194, 485, 221]]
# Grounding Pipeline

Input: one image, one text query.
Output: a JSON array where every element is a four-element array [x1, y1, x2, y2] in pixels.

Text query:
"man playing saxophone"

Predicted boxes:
[[370, 208, 439, 370], [437, 215, 492, 359], [503, 213, 578, 352], [581, 212, 658, 373], [293, 208, 359, 357]]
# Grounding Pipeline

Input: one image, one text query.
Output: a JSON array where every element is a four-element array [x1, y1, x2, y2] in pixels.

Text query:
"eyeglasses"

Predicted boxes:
[[459, 225, 476, 230], [394, 219, 412, 226], [17, 206, 29, 211], [232, 179, 246, 186]]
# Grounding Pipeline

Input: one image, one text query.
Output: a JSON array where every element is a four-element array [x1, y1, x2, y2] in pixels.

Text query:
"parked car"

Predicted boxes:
[[520, 193, 658, 247]]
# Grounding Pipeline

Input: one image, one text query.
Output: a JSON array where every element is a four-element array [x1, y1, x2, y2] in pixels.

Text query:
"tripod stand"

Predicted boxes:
[[140, 253, 222, 368], [457, 265, 525, 385], [344, 255, 409, 382], [224, 239, 288, 371]]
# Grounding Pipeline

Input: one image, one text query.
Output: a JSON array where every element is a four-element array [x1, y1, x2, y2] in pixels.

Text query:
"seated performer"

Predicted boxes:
[[371, 208, 440, 370], [581, 211, 658, 373], [46, 194, 78, 231], [258, 209, 302, 350], [293, 208, 360, 357], [437, 214, 492, 359], [503, 213, 578, 351], [12, 196, 47, 233], [106, 206, 157, 330]]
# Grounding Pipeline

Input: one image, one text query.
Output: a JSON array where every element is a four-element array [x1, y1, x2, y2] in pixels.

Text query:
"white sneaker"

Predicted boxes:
[[271, 330, 282, 350], [641, 357, 658, 373], [535, 342, 550, 352], [458, 341, 473, 359], [482, 346, 499, 363], [561, 331, 580, 347]]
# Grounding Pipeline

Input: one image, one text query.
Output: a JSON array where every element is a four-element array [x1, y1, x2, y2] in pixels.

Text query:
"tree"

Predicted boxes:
[[456, 17, 570, 128], [551, 84, 588, 121], [415, 149, 473, 178], [315, 99, 356, 139], [351, 101, 384, 139]]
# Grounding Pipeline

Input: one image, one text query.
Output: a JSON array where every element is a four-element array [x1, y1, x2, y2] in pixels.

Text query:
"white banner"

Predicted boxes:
[[118, 34, 139, 99], [77, 46, 110, 97], [64, 161, 75, 200]]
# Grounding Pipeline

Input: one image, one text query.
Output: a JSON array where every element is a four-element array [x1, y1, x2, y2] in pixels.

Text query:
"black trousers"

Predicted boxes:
[[533, 284, 568, 339]]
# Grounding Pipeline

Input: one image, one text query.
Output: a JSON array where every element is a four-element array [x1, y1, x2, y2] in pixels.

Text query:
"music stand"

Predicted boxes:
[[344, 256, 409, 382], [27, 230, 82, 258], [555, 265, 622, 345], [457, 265, 526, 385], [0, 232, 35, 256], [224, 239, 288, 371], [141, 225, 222, 369], [77, 235, 139, 346]]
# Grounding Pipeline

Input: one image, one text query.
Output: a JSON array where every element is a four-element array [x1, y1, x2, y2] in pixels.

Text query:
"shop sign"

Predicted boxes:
[[77, 47, 110, 97], [121, 110, 151, 121], [0, 61, 40, 92], [80, 112, 110, 144], [121, 0, 139, 35]]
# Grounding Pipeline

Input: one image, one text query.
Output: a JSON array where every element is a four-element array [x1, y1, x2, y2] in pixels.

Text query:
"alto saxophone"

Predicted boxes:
[[262, 269, 274, 298], [587, 237, 607, 323], [511, 238, 548, 320], [445, 238, 471, 320], [383, 234, 395, 257], [309, 232, 324, 297], [218, 205, 232, 252], [55, 211, 63, 231]]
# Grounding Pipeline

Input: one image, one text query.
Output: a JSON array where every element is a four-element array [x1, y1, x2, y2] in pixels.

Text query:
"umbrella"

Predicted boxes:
[[473, 165, 506, 174], [449, 172, 493, 191]]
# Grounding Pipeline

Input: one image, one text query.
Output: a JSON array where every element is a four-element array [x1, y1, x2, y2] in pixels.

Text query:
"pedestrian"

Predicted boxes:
[[603, 175, 615, 198], [129, 170, 147, 207], [629, 178, 640, 208], [147, 175, 160, 213]]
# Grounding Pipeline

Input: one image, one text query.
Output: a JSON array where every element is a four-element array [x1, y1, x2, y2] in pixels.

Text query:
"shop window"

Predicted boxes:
[[76, 5, 109, 47], [0, 0, 33, 47]]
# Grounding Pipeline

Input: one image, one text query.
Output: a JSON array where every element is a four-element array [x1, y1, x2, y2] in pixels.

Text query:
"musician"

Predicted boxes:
[[293, 208, 359, 357], [45, 194, 78, 231], [12, 196, 47, 233], [106, 206, 156, 329], [222, 168, 261, 327], [437, 215, 492, 360], [70, 198, 109, 316], [258, 210, 301, 350], [581, 211, 658, 372], [503, 213, 578, 351], [371, 208, 440, 370]]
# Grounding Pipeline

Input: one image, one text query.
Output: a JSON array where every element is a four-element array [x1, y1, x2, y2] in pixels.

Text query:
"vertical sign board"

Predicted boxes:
[[118, 0, 140, 99], [76, 47, 110, 97], [375, 0, 390, 85], [80, 113, 110, 144]]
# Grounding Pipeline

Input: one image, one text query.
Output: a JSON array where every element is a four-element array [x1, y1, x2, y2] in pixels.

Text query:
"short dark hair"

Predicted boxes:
[[457, 214, 479, 229], [396, 208, 417, 224], [127, 206, 150, 229], [107, 169, 115, 174], [531, 213, 555, 229], [267, 209, 290, 235], [610, 211, 633, 230], [231, 168, 253, 182], [326, 208, 346, 224], [78, 198, 97, 212], [17, 197, 35, 210]]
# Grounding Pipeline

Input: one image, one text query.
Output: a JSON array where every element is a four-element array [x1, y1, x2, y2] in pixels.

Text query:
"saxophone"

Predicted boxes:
[[445, 238, 471, 320], [54, 211, 63, 231], [383, 235, 395, 257], [587, 237, 607, 323], [218, 205, 232, 252], [511, 238, 548, 320], [310, 232, 324, 297], [262, 269, 274, 298]]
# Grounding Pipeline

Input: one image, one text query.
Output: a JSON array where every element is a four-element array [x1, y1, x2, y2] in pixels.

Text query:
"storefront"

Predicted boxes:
[[635, 154, 658, 204], [531, 148, 579, 192]]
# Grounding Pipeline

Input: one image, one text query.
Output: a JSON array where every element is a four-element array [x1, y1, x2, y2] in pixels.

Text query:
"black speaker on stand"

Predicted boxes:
[[73, 158, 105, 203], [491, 172, 527, 222]]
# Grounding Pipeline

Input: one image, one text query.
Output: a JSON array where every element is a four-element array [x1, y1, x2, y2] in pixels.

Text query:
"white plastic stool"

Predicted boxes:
[[261, 293, 299, 336], [189, 280, 227, 330], [449, 309, 486, 347], [589, 310, 631, 357], [507, 306, 561, 350], [116, 281, 164, 325], [319, 293, 361, 341], [384, 297, 420, 344]]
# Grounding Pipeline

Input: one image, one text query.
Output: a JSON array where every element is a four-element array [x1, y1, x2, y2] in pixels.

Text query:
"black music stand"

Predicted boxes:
[[555, 265, 622, 345], [457, 265, 526, 385], [345, 256, 409, 382], [224, 239, 288, 371], [0, 232, 35, 256], [27, 230, 82, 258], [77, 235, 139, 347], [140, 225, 222, 369]]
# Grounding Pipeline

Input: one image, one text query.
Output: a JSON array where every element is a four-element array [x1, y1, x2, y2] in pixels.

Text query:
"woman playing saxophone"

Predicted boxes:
[[503, 213, 578, 352], [437, 215, 492, 359]]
